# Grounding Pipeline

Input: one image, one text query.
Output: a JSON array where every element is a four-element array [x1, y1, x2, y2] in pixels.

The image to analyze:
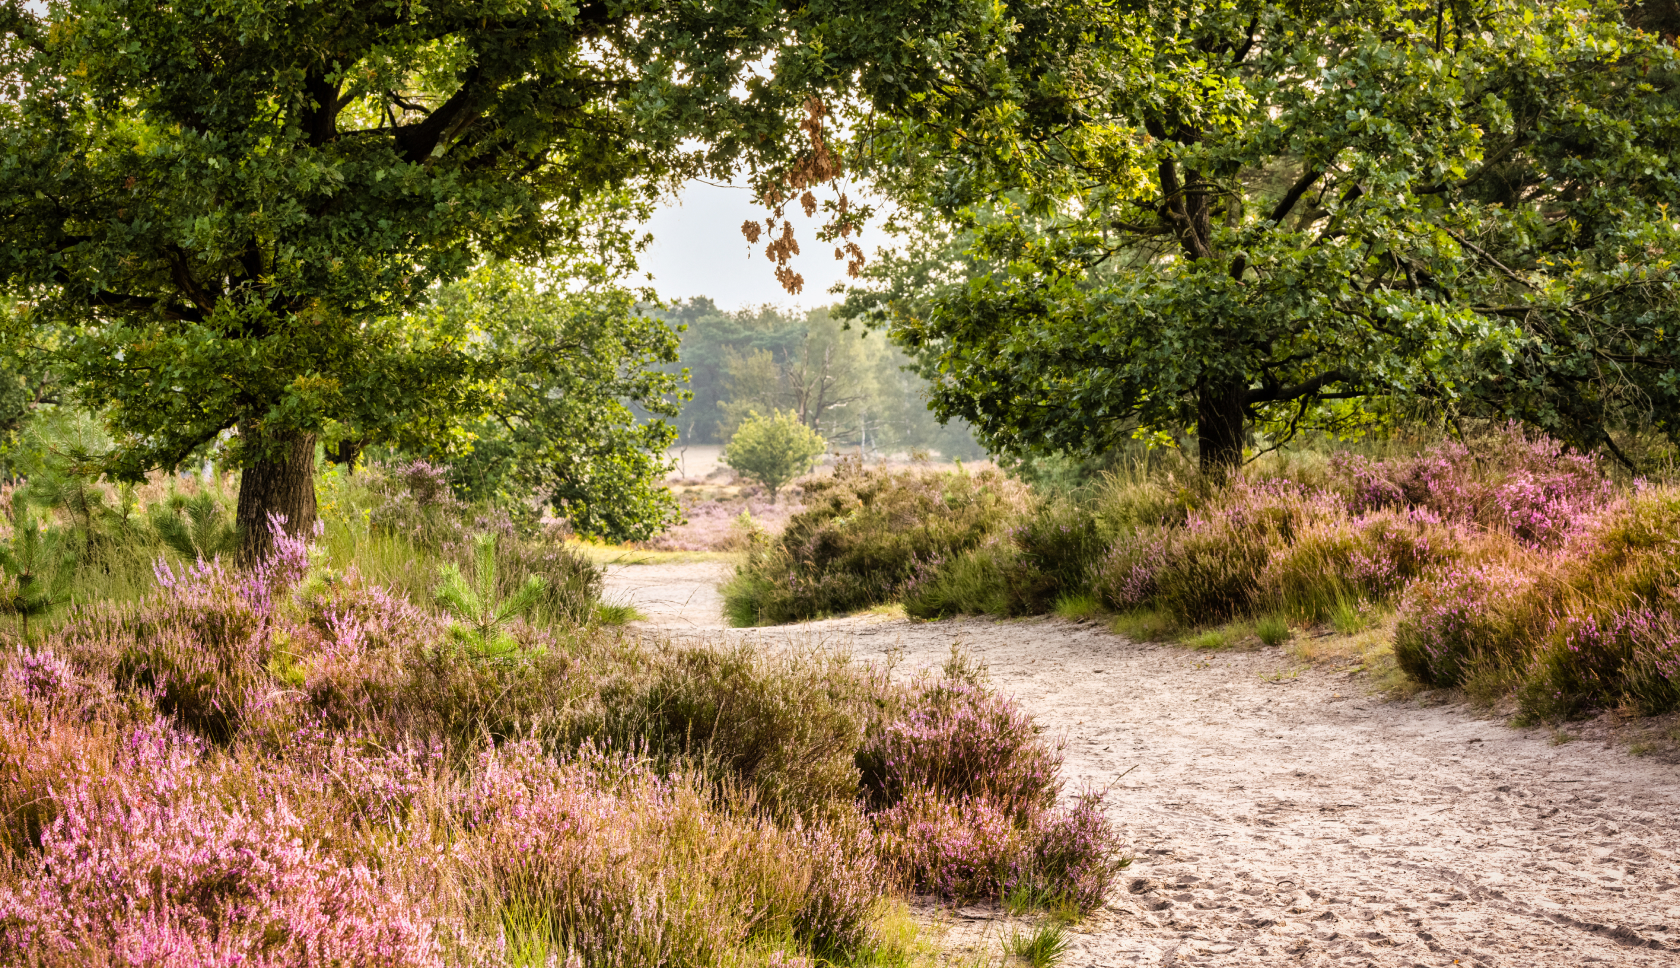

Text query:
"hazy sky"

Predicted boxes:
[[634, 179, 881, 313]]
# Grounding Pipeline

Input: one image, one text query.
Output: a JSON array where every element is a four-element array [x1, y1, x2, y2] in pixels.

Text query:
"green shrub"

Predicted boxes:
[[1001, 501, 1108, 615], [721, 410, 827, 502], [902, 542, 1012, 620], [723, 463, 1026, 625]]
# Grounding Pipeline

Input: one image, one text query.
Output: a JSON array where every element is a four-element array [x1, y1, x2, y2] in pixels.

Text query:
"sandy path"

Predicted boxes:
[[605, 564, 1680, 967]]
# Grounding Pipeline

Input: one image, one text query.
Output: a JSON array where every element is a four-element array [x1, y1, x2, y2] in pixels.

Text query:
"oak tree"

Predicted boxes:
[[0, 0, 975, 559], [850, 0, 1680, 472]]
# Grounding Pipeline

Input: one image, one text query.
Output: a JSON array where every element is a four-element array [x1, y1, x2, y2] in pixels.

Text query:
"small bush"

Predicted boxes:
[[858, 675, 1128, 912], [722, 410, 827, 502], [723, 463, 1027, 624]]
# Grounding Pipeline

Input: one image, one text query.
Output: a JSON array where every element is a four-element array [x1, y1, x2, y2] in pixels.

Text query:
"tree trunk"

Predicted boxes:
[[236, 428, 318, 565], [324, 437, 366, 472], [1197, 381, 1245, 478]]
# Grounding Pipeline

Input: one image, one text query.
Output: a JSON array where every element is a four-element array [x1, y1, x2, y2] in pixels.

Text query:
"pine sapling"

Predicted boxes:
[[434, 532, 546, 660], [0, 494, 76, 642]]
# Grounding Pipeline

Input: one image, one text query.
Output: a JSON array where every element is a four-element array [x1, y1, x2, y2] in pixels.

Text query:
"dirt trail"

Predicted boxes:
[[605, 563, 1680, 967]]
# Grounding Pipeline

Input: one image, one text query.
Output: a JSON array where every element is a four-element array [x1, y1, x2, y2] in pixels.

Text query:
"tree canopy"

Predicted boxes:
[[848, 0, 1680, 471], [0, 0, 982, 556], [430, 266, 683, 543]]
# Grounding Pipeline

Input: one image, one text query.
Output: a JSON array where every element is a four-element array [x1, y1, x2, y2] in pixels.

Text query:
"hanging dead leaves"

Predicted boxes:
[[741, 98, 867, 295]]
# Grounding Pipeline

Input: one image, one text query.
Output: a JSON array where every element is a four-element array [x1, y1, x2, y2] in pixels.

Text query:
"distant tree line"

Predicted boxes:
[[655, 298, 984, 460]]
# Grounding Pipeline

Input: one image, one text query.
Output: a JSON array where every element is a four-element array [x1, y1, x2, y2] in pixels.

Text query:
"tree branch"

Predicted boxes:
[[1268, 168, 1322, 225]]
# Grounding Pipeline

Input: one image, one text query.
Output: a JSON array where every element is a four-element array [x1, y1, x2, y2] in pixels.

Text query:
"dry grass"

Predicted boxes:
[[567, 542, 746, 567]]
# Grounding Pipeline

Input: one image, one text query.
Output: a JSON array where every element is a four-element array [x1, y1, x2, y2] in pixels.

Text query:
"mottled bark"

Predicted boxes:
[[236, 429, 318, 565]]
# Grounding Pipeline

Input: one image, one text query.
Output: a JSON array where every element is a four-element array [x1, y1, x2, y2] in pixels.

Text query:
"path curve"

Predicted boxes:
[[604, 564, 1680, 967]]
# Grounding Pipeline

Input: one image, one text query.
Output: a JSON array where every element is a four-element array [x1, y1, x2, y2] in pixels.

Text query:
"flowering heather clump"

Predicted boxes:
[[859, 679, 1062, 818], [1093, 525, 1171, 610], [872, 786, 1029, 901], [1393, 561, 1545, 686], [1147, 479, 1313, 621], [1330, 427, 1614, 547], [861, 676, 1128, 911], [0, 719, 442, 967], [5, 646, 75, 701]]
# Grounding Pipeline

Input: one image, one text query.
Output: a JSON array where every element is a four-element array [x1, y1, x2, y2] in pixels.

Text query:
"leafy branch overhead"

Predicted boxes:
[[0, 0, 984, 556], [848, 0, 1680, 470]]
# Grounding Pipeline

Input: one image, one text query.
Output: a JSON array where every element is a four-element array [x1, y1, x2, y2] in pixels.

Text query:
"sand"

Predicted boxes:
[[604, 562, 1680, 967]]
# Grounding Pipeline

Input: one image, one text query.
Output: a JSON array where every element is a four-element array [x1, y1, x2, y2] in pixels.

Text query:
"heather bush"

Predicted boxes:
[[723, 462, 1027, 624], [0, 718, 442, 967], [593, 642, 876, 822], [1392, 559, 1548, 687], [998, 501, 1109, 615], [859, 674, 1128, 912], [858, 678, 1061, 818], [1328, 428, 1615, 547]]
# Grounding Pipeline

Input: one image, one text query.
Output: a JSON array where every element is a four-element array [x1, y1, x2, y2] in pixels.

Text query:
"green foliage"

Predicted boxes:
[[9, 411, 155, 569], [852, 0, 1680, 470], [0, 495, 76, 641], [723, 463, 1026, 625], [428, 266, 683, 543], [147, 490, 241, 563], [1005, 922, 1070, 968], [722, 410, 828, 502], [434, 534, 548, 661], [0, 0, 981, 531], [1255, 615, 1292, 647], [1050, 593, 1102, 623]]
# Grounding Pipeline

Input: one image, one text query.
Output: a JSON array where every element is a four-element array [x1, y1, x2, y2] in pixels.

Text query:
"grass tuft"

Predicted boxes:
[[1255, 614, 1291, 647], [593, 600, 646, 625], [1109, 610, 1176, 642], [1051, 592, 1102, 622], [1005, 922, 1069, 968]]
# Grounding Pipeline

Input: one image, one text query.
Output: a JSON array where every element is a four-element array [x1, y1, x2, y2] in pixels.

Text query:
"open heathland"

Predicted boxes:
[[725, 430, 1680, 727], [0, 463, 1127, 966]]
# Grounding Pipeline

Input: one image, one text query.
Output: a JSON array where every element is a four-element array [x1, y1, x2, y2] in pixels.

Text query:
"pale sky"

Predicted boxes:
[[635, 179, 880, 313]]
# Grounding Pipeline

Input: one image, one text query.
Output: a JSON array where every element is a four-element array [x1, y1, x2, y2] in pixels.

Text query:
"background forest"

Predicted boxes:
[[655, 298, 983, 459]]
